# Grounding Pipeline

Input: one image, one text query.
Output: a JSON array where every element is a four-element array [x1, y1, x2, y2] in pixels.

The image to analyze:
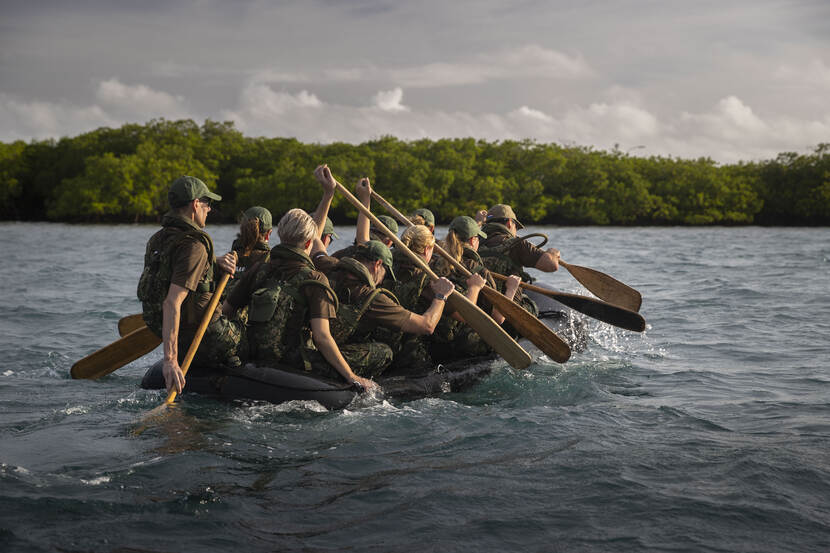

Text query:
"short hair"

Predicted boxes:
[[277, 208, 316, 246], [400, 224, 434, 255]]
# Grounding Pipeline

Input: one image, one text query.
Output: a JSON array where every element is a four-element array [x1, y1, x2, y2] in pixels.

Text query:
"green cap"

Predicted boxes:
[[486, 203, 524, 229], [412, 208, 435, 226], [323, 217, 339, 239], [372, 215, 399, 235], [450, 216, 487, 240], [356, 240, 396, 281], [244, 206, 272, 232], [169, 176, 221, 208]]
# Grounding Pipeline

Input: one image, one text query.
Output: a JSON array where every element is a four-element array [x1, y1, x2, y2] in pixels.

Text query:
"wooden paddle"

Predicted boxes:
[[139, 272, 231, 421], [490, 273, 646, 332], [558, 260, 642, 312], [70, 326, 161, 380], [370, 191, 570, 363], [331, 176, 532, 370], [118, 314, 145, 337]]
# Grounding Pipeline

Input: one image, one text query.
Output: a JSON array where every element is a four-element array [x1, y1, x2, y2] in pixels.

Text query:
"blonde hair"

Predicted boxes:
[[277, 208, 316, 246], [400, 224, 434, 255], [432, 229, 466, 275]]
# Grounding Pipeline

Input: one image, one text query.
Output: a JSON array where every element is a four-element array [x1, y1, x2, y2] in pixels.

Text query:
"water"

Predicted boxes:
[[1, 223, 829, 552]]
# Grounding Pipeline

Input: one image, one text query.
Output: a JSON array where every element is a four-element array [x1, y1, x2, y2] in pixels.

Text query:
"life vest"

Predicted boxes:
[[245, 245, 336, 366], [328, 257, 399, 344], [137, 213, 215, 337]]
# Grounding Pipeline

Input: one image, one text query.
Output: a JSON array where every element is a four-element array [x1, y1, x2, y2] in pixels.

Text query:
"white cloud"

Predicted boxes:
[[373, 88, 409, 112], [96, 78, 190, 119], [0, 94, 116, 141], [512, 106, 553, 122]]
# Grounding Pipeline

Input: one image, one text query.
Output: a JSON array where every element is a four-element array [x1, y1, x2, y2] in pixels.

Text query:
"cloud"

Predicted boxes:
[[373, 87, 409, 112], [96, 78, 190, 119], [512, 106, 553, 122], [0, 94, 116, 141], [773, 58, 830, 89]]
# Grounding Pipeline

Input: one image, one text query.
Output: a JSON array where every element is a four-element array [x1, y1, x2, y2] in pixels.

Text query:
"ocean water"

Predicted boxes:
[[1, 222, 828, 552]]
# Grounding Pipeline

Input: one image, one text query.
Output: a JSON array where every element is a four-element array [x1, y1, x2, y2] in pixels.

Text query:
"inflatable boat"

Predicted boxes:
[[140, 291, 587, 410]]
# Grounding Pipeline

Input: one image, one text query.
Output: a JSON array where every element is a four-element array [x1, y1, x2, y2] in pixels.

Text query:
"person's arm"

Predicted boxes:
[[354, 177, 371, 246], [310, 317, 377, 390], [534, 247, 560, 272], [161, 284, 189, 393], [491, 274, 521, 325], [450, 273, 486, 323], [400, 277, 455, 334], [312, 164, 337, 239]]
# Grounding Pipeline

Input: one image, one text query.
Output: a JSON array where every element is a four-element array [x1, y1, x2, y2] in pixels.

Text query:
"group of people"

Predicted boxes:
[[138, 165, 562, 394]]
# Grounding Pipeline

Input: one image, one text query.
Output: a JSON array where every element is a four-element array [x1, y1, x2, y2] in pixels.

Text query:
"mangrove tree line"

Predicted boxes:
[[0, 119, 827, 225]]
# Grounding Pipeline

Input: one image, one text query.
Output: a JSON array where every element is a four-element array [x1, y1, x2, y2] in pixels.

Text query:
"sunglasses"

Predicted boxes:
[[198, 197, 213, 208]]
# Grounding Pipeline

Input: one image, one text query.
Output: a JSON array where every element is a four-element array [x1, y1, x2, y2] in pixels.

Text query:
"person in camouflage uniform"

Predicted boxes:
[[136, 176, 242, 394], [478, 204, 562, 320], [429, 216, 521, 361], [222, 204, 375, 391], [222, 206, 273, 323], [310, 165, 456, 378]]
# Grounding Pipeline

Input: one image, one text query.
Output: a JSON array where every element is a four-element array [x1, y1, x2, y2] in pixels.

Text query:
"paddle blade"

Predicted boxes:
[[118, 314, 145, 337], [560, 261, 642, 312], [447, 291, 532, 369], [70, 326, 161, 380], [480, 287, 571, 362]]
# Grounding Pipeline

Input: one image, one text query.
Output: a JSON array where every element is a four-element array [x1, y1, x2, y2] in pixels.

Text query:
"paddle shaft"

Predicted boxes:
[[490, 272, 646, 332], [370, 191, 570, 362], [332, 180, 531, 369], [160, 272, 231, 406]]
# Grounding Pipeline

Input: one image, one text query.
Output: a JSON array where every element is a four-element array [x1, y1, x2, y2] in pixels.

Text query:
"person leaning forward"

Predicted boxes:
[[315, 239, 456, 379], [136, 176, 242, 394], [222, 208, 375, 391]]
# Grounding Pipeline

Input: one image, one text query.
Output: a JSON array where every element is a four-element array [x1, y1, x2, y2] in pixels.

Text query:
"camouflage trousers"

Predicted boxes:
[[292, 341, 394, 381], [180, 315, 245, 372]]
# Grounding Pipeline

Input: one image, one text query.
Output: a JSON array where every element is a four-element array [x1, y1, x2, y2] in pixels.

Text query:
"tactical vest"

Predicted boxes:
[[246, 246, 336, 365], [478, 223, 546, 284], [373, 255, 432, 352], [328, 257, 399, 344], [137, 213, 215, 337], [225, 240, 271, 302]]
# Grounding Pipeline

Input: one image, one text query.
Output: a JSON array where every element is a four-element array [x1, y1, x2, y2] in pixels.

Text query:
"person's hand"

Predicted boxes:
[[504, 274, 522, 299], [217, 251, 238, 275], [475, 209, 487, 226], [356, 177, 371, 203], [314, 164, 337, 194], [545, 247, 560, 271], [465, 272, 486, 292], [353, 375, 378, 391], [162, 358, 185, 394], [431, 277, 455, 299]]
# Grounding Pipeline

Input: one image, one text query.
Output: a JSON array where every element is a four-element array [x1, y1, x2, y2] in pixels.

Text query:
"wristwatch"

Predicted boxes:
[[434, 293, 448, 301]]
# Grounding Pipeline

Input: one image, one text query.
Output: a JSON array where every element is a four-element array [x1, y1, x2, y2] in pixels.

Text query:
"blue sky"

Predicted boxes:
[[1, 0, 828, 162]]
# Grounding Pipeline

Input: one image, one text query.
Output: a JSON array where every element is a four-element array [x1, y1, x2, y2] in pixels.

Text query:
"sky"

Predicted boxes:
[[1, 0, 828, 163]]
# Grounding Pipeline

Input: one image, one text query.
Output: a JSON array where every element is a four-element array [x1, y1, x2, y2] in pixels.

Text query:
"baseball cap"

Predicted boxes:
[[356, 240, 396, 281], [450, 216, 487, 240], [412, 208, 435, 227], [169, 176, 221, 208], [486, 204, 524, 229], [323, 217, 340, 239], [243, 206, 272, 232], [372, 215, 399, 235]]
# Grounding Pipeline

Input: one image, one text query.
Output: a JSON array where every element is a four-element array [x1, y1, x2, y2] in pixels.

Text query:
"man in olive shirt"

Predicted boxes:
[[480, 203, 561, 274], [138, 176, 240, 394]]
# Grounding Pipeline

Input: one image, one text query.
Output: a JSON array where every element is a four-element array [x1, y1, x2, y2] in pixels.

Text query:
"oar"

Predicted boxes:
[[558, 260, 642, 312], [371, 191, 570, 363], [139, 272, 231, 421], [331, 176, 532, 370], [70, 326, 161, 380], [118, 314, 145, 337], [490, 273, 646, 332]]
